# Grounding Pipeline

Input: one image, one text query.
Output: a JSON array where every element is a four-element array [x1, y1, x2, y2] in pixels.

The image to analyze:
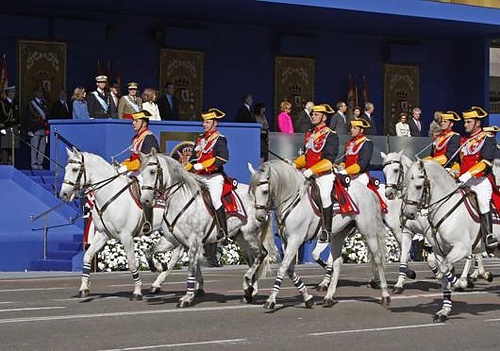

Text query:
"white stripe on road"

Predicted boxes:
[[109, 280, 219, 287], [0, 287, 67, 293], [485, 318, 500, 322], [99, 338, 248, 351], [309, 323, 444, 336], [0, 306, 65, 313], [0, 304, 260, 324]]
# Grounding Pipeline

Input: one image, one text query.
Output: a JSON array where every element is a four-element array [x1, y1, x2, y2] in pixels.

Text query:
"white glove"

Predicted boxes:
[[458, 172, 472, 184], [117, 165, 128, 174], [0, 129, 6, 135], [193, 163, 204, 171], [27, 131, 34, 137], [338, 169, 348, 175], [302, 168, 313, 178]]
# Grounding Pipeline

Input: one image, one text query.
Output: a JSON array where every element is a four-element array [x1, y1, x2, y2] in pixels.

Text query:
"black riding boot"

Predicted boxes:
[[204, 242, 220, 267], [215, 206, 228, 244], [481, 212, 497, 250], [143, 205, 153, 235], [318, 205, 333, 243]]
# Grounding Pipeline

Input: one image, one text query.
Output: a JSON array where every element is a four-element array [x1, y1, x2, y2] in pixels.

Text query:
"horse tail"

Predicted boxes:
[[260, 214, 278, 277]]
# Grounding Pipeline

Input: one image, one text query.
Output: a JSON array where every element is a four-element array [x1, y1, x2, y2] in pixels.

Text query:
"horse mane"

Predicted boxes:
[[414, 159, 457, 193], [157, 154, 205, 192], [76, 151, 115, 174]]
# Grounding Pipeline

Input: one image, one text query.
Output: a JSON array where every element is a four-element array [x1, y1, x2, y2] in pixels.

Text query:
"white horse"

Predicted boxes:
[[249, 160, 390, 309], [139, 149, 277, 307], [59, 148, 174, 300], [383, 151, 492, 290], [403, 159, 499, 321]]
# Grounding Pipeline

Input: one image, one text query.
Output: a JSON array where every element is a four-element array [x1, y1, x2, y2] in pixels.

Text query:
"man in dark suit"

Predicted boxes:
[[86, 75, 111, 118], [109, 82, 120, 118], [234, 93, 254, 123], [359, 101, 377, 135], [329, 101, 348, 135], [293, 101, 313, 133], [408, 107, 423, 137], [50, 90, 72, 119], [158, 82, 179, 120]]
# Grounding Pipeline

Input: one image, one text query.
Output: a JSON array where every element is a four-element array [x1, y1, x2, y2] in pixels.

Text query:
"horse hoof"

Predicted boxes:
[[381, 296, 391, 307], [147, 260, 157, 273], [466, 279, 475, 289], [392, 286, 404, 295], [322, 298, 335, 308], [433, 314, 447, 323], [485, 272, 494, 282], [244, 288, 254, 303], [369, 279, 381, 289], [263, 301, 275, 310], [406, 269, 417, 280], [316, 284, 328, 292], [304, 297, 314, 309], [177, 300, 192, 308], [131, 294, 143, 301], [79, 290, 89, 298], [195, 289, 205, 297], [150, 286, 161, 294]]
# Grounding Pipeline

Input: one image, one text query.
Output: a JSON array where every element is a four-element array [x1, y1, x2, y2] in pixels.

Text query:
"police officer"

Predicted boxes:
[[339, 119, 373, 186], [185, 108, 229, 243], [458, 106, 498, 249], [120, 110, 160, 234], [426, 111, 461, 176], [293, 104, 338, 243]]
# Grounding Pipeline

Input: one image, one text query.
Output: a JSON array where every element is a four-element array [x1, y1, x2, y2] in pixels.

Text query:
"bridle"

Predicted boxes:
[[62, 154, 87, 193], [141, 155, 165, 198], [253, 171, 273, 212], [403, 162, 431, 211], [382, 158, 405, 196]]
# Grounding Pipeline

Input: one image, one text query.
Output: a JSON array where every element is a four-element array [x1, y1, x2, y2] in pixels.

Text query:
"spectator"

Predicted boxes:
[[347, 105, 363, 129], [0, 86, 19, 164], [71, 87, 90, 119], [408, 107, 423, 137], [329, 101, 348, 134], [157, 82, 179, 120], [109, 82, 120, 118], [428, 111, 442, 138], [277, 100, 294, 134], [359, 102, 376, 135], [50, 90, 71, 119], [142, 88, 161, 121], [293, 101, 313, 133], [395, 112, 411, 137], [86, 75, 111, 118], [28, 87, 49, 169], [118, 82, 142, 119], [234, 93, 254, 123], [254, 102, 270, 162]]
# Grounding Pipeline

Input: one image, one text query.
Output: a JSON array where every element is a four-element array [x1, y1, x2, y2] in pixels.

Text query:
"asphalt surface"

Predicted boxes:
[[1, 260, 500, 351]]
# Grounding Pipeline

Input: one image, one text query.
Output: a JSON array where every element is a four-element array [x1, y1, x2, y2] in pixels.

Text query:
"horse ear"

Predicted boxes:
[[248, 162, 256, 175], [66, 147, 73, 157], [151, 147, 157, 157], [380, 151, 387, 159]]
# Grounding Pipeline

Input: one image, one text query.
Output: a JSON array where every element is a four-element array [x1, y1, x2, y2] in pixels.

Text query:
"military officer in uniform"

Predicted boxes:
[[293, 104, 339, 243], [339, 119, 374, 186], [185, 108, 229, 243], [0, 86, 19, 164], [426, 111, 461, 176], [118, 82, 142, 119], [119, 110, 160, 234], [458, 106, 498, 249], [86, 75, 111, 118]]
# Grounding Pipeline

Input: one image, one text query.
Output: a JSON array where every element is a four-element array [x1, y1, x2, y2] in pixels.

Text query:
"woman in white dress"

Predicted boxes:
[[395, 112, 411, 137], [142, 88, 161, 121]]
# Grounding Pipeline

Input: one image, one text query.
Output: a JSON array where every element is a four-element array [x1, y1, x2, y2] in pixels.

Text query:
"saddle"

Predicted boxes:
[[463, 175, 500, 224], [367, 175, 388, 214], [201, 174, 248, 223], [307, 176, 359, 217]]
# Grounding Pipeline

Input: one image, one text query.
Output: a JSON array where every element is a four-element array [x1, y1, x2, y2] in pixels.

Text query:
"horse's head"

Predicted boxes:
[[60, 147, 86, 202], [381, 150, 405, 200], [249, 163, 272, 222], [139, 148, 163, 206], [403, 159, 429, 220]]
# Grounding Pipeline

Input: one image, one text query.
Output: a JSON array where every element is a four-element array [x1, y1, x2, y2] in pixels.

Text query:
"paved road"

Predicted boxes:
[[1, 260, 499, 351]]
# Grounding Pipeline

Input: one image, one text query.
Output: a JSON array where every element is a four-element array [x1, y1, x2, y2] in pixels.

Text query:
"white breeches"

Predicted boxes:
[[316, 172, 335, 208], [352, 172, 369, 187], [200, 173, 224, 209], [466, 176, 492, 214]]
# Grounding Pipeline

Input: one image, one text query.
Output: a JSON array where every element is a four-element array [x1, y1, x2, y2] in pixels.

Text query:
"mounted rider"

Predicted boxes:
[[425, 110, 461, 177], [185, 108, 229, 244], [293, 103, 339, 243], [119, 110, 160, 234], [458, 106, 498, 249]]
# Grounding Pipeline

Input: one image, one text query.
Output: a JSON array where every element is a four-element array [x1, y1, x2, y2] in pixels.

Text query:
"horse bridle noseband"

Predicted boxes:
[[403, 163, 431, 210], [254, 172, 273, 212], [382, 159, 404, 195], [62, 154, 87, 192], [141, 156, 165, 198]]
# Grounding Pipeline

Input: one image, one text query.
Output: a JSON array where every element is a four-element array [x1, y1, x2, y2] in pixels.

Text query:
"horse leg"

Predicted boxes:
[[439, 245, 471, 292], [78, 231, 108, 298], [364, 227, 391, 306], [264, 238, 302, 310], [392, 231, 414, 294], [434, 270, 452, 322], [311, 241, 329, 269], [475, 253, 493, 282], [286, 262, 314, 309], [194, 260, 205, 297], [456, 255, 473, 291], [177, 241, 201, 308], [150, 245, 184, 294], [121, 235, 143, 301], [323, 234, 345, 307], [427, 251, 443, 279], [317, 254, 333, 292]]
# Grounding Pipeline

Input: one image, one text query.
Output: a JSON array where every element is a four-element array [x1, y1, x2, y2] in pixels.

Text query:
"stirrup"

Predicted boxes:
[[318, 229, 330, 243], [142, 222, 152, 235], [485, 234, 498, 249]]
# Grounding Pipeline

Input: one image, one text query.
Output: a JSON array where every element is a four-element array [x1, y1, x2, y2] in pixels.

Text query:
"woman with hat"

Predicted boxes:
[[293, 103, 339, 242], [185, 108, 229, 243], [426, 110, 461, 174], [119, 110, 160, 234], [458, 106, 498, 249], [118, 82, 142, 119]]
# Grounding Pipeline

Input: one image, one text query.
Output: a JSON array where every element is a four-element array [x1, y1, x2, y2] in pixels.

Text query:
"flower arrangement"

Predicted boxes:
[[341, 228, 400, 264]]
